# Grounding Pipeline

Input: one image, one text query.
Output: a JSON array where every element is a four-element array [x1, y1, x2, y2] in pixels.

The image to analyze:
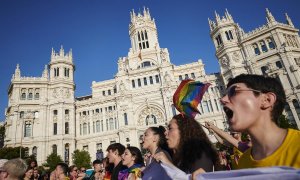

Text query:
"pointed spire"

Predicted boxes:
[[208, 18, 213, 31], [14, 64, 21, 78], [266, 8, 276, 23], [285, 13, 294, 27], [215, 11, 221, 23], [59, 45, 64, 56], [225, 8, 233, 22], [68, 49, 73, 61]]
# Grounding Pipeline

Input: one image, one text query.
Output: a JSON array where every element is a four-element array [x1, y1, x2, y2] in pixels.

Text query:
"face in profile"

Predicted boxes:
[[142, 128, 156, 150], [121, 149, 135, 168], [166, 119, 180, 150], [106, 150, 117, 164], [221, 83, 262, 131]]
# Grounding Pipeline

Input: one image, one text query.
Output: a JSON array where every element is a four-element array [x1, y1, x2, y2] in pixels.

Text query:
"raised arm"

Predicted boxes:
[[204, 121, 239, 148]]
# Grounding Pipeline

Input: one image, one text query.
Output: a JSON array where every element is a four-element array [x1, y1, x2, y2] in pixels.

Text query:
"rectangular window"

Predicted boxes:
[[96, 109, 99, 113], [102, 91, 106, 96], [83, 145, 88, 151], [65, 109, 69, 115], [54, 123, 57, 135], [96, 121, 100, 132], [138, 79, 141, 87], [54, 110, 58, 115], [108, 90, 111, 95], [132, 80, 136, 88], [185, 74, 189, 79], [24, 122, 31, 137], [144, 77, 147, 86], [65, 122, 69, 134], [28, 93, 33, 100], [34, 93, 39, 100]]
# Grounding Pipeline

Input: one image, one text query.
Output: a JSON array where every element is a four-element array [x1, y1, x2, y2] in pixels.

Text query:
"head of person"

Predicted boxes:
[[55, 163, 68, 176], [80, 167, 86, 173], [221, 74, 286, 132], [106, 143, 125, 164], [33, 167, 39, 179], [166, 114, 218, 171], [0, 159, 8, 180], [68, 165, 78, 177], [2, 158, 27, 179], [24, 167, 33, 179], [121, 146, 144, 168], [29, 159, 37, 168], [142, 126, 169, 152], [92, 159, 103, 172]]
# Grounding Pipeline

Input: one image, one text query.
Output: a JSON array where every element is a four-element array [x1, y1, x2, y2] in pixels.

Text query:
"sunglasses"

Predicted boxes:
[[225, 85, 261, 99]]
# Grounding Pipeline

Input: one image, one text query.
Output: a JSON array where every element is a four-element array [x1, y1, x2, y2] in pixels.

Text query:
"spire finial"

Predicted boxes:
[[285, 13, 294, 27], [214, 11, 220, 22], [60, 45, 64, 56], [14, 64, 21, 78], [266, 8, 276, 23]]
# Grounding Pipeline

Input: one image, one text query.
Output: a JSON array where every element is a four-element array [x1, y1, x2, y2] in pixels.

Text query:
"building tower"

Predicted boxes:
[[209, 9, 248, 84], [48, 46, 76, 164]]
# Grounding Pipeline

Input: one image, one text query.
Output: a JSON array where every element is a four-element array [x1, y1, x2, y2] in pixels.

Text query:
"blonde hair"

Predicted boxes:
[[3, 158, 27, 179]]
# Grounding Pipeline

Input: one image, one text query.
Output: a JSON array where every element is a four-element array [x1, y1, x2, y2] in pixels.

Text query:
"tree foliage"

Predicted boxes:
[[72, 149, 92, 169], [0, 146, 26, 159], [45, 153, 63, 171]]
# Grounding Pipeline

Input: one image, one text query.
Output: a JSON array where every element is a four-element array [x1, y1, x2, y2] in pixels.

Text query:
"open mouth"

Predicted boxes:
[[223, 107, 233, 120]]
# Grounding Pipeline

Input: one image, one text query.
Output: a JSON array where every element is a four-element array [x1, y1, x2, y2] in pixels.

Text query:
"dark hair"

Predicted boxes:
[[227, 74, 286, 124], [148, 126, 172, 156], [126, 146, 144, 166], [69, 165, 77, 173], [93, 159, 103, 165], [106, 143, 125, 156], [56, 163, 69, 175], [172, 114, 219, 172], [104, 157, 114, 173], [29, 159, 38, 167]]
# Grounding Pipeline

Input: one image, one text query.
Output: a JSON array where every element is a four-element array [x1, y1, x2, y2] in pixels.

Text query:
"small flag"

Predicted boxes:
[[173, 79, 211, 118]]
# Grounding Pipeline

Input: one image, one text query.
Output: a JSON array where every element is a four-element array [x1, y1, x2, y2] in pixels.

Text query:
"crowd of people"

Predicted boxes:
[[1, 74, 300, 179]]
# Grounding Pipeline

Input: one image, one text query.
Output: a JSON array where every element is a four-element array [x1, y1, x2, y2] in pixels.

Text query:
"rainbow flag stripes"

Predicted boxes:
[[173, 79, 211, 118]]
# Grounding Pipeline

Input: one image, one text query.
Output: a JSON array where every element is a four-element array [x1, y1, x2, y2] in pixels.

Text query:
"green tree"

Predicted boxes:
[[278, 115, 299, 130], [0, 125, 5, 148], [46, 153, 63, 171], [72, 149, 92, 169], [0, 146, 26, 159]]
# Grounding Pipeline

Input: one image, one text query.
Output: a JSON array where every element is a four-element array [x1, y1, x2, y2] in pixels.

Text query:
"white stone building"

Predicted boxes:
[[4, 8, 226, 164], [209, 9, 300, 127], [4, 8, 300, 165]]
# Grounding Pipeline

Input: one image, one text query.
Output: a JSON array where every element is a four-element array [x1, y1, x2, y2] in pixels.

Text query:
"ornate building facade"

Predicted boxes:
[[4, 8, 226, 164], [209, 9, 300, 127], [4, 8, 300, 164]]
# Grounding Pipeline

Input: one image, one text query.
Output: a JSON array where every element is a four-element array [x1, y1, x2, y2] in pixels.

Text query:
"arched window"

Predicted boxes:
[[32, 146, 37, 158], [124, 113, 128, 125], [146, 115, 157, 125], [261, 66, 269, 75], [179, 75, 183, 81], [28, 89, 33, 100], [52, 144, 57, 154], [21, 88, 26, 100]]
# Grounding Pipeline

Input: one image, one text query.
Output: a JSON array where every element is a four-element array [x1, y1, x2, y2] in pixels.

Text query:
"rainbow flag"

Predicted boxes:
[[173, 79, 211, 118]]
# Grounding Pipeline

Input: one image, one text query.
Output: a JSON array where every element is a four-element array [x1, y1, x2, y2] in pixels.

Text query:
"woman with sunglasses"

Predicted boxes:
[[141, 126, 172, 180], [221, 74, 300, 169], [154, 114, 219, 175]]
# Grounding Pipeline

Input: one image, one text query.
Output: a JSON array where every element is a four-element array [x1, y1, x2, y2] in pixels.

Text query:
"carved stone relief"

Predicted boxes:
[[137, 105, 164, 126]]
